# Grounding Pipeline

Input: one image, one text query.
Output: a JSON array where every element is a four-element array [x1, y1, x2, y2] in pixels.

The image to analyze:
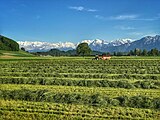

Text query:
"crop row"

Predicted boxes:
[[0, 88, 160, 109], [0, 84, 159, 98], [0, 60, 160, 67], [0, 72, 160, 80], [1, 67, 160, 74], [0, 100, 159, 120], [0, 60, 160, 76], [0, 77, 159, 89]]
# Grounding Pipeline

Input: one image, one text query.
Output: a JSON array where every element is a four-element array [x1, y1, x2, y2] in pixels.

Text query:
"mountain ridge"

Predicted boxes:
[[18, 35, 160, 52], [18, 38, 132, 52]]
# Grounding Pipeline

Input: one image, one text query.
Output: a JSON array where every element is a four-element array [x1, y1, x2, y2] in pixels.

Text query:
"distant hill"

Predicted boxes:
[[0, 35, 19, 51]]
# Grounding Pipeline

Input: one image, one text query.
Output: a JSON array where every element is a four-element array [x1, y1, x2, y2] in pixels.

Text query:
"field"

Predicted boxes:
[[0, 56, 160, 119], [0, 50, 35, 58]]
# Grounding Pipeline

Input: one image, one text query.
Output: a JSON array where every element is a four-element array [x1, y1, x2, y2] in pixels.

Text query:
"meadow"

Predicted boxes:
[[0, 56, 160, 119]]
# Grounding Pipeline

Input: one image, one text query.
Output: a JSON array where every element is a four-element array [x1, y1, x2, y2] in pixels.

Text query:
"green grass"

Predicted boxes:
[[0, 84, 159, 98], [0, 50, 35, 57], [0, 100, 159, 120], [0, 57, 160, 119]]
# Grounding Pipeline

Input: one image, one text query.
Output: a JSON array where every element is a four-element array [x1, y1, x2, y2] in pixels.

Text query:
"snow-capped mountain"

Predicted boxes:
[[81, 38, 132, 52], [109, 39, 132, 46], [18, 38, 131, 52], [18, 41, 76, 52], [125, 35, 160, 51], [17, 35, 160, 52]]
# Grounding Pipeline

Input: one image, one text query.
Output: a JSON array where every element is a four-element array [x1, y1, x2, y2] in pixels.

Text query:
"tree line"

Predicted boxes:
[[113, 48, 160, 56]]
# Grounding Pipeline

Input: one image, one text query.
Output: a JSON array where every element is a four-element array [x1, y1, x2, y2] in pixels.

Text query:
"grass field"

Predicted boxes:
[[0, 56, 160, 119], [0, 50, 35, 58]]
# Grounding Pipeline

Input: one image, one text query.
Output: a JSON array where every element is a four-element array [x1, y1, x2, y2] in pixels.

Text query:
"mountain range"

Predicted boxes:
[[18, 35, 160, 52]]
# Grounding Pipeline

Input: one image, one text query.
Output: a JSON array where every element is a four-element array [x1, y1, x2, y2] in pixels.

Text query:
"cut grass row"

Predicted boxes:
[[0, 100, 159, 120], [0, 84, 159, 98], [0, 72, 160, 80], [0, 77, 159, 89]]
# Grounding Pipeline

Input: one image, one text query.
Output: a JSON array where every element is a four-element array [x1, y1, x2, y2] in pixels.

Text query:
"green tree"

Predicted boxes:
[[117, 52, 123, 56], [21, 47, 25, 51], [150, 48, 159, 56], [129, 50, 134, 56], [139, 49, 142, 56], [113, 52, 117, 56], [76, 43, 91, 56], [134, 48, 141, 56], [142, 49, 147, 56]]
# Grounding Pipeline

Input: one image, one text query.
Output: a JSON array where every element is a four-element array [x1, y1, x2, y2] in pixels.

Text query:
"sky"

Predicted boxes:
[[0, 0, 160, 43]]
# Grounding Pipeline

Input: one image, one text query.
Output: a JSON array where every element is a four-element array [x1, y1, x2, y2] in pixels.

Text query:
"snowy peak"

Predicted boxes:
[[140, 35, 160, 45], [92, 39, 104, 45], [18, 41, 76, 52], [81, 40, 94, 45], [109, 39, 132, 46], [18, 35, 160, 52], [18, 38, 132, 52], [80, 38, 132, 52], [81, 38, 131, 46]]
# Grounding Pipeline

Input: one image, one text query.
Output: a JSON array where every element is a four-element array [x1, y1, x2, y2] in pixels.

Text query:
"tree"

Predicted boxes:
[[129, 50, 134, 56], [134, 48, 141, 56], [139, 49, 142, 56], [76, 43, 92, 56], [150, 48, 159, 56], [142, 49, 147, 56], [21, 47, 25, 51], [117, 52, 123, 56], [113, 52, 117, 56]]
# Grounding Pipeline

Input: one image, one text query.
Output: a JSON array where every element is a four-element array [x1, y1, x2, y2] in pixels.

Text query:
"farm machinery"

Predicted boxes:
[[92, 54, 111, 60]]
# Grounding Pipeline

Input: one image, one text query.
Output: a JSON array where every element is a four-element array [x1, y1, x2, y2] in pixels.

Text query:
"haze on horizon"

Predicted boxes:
[[0, 0, 160, 43]]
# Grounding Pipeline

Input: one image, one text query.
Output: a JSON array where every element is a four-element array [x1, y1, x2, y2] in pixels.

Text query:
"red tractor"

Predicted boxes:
[[93, 54, 111, 60]]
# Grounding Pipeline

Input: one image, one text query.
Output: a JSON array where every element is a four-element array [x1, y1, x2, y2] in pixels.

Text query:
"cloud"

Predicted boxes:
[[87, 9, 97, 12], [133, 18, 157, 21], [110, 15, 138, 20], [95, 14, 160, 21], [95, 14, 138, 20], [114, 26, 135, 30], [69, 6, 84, 11], [69, 6, 98, 12], [94, 15, 107, 20]]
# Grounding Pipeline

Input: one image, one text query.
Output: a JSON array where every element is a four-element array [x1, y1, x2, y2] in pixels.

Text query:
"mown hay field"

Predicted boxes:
[[0, 57, 160, 119]]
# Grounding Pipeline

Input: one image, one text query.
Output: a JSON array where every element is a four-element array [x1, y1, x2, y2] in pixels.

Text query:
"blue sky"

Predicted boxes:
[[0, 0, 160, 43]]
